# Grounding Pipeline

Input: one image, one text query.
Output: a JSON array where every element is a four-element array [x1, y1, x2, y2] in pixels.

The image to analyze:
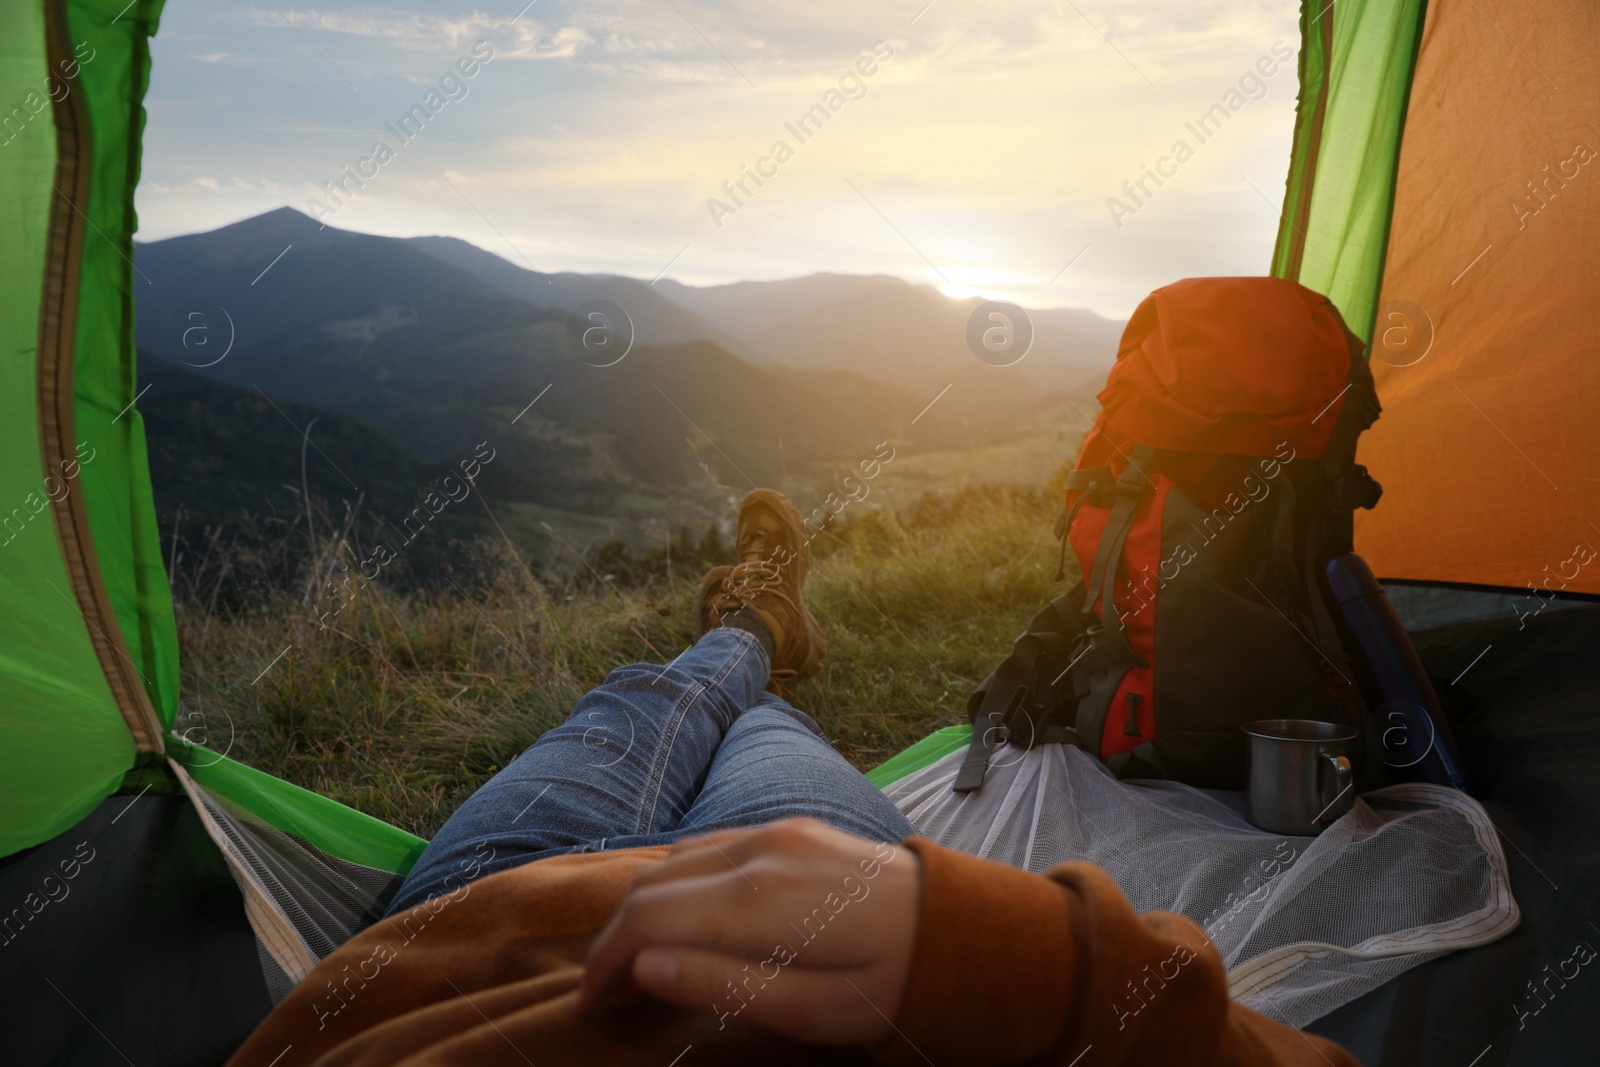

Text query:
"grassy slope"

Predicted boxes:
[[177, 487, 1072, 838]]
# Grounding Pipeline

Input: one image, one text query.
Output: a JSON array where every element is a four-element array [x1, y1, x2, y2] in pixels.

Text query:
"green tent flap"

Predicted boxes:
[[176, 739, 428, 876], [0, 0, 422, 880], [67, 0, 182, 736], [867, 725, 973, 789], [0, 0, 153, 857], [1270, 0, 1428, 342]]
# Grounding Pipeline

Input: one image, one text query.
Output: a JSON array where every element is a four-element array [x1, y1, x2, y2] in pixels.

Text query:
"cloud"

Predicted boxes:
[[501, 24, 592, 61], [244, 7, 589, 56], [244, 8, 502, 47], [141, 175, 257, 194]]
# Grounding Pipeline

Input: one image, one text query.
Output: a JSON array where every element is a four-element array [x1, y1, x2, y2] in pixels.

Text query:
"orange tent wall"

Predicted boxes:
[[1356, 0, 1600, 595]]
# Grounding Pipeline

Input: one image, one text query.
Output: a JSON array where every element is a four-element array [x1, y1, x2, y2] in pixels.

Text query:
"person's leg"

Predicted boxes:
[[676, 694, 916, 843], [386, 625, 768, 914], [389, 487, 839, 913]]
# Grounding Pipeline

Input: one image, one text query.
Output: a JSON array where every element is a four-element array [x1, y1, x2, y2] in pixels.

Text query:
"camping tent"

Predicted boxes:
[[1, 0, 1593, 1064]]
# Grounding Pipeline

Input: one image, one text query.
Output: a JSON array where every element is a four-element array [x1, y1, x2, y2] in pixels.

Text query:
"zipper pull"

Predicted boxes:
[[1123, 692, 1144, 736]]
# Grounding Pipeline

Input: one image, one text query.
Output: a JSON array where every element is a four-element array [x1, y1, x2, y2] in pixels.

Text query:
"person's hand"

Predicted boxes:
[[579, 817, 921, 1046]]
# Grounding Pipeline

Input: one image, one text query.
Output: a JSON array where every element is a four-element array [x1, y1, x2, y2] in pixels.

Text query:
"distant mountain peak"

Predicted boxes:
[[209, 204, 331, 238], [134, 205, 348, 267], [253, 204, 319, 224]]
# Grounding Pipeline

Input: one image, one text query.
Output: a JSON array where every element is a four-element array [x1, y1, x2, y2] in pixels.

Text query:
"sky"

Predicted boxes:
[[137, 1, 1303, 320]]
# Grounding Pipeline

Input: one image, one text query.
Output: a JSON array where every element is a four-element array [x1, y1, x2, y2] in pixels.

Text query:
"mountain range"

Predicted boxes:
[[131, 207, 1123, 569]]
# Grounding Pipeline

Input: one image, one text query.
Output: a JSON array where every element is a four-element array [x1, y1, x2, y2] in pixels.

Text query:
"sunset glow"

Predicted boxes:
[[137, 1, 1300, 318]]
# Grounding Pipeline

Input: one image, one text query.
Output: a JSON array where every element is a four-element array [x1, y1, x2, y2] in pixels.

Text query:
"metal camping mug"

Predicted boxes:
[[1242, 719, 1357, 836]]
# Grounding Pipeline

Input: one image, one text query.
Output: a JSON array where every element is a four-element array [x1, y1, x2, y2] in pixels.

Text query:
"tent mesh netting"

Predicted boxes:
[[884, 743, 1519, 1028], [170, 763, 405, 1003]]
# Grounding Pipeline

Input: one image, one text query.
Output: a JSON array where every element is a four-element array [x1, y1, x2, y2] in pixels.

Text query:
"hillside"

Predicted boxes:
[[132, 210, 982, 486], [136, 356, 501, 589], [654, 272, 1123, 391]]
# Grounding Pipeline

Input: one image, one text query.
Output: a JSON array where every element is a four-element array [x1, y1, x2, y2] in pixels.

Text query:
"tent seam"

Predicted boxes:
[[38, 0, 164, 755]]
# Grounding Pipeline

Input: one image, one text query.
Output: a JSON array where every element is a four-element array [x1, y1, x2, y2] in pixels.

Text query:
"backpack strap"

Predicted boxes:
[[1079, 444, 1156, 670], [1301, 355, 1384, 725], [1106, 740, 1169, 780], [953, 586, 1088, 792], [954, 446, 1160, 793], [1053, 468, 1112, 580], [954, 446, 1157, 793], [952, 635, 1050, 792]]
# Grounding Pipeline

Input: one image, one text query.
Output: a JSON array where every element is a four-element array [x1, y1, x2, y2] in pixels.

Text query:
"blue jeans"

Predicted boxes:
[[386, 627, 916, 914]]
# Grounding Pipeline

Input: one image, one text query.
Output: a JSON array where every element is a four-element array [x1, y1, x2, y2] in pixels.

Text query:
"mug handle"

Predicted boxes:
[[1317, 754, 1354, 825]]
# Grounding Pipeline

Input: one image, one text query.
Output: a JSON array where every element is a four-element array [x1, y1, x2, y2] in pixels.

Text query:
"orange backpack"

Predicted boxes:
[[956, 277, 1382, 791]]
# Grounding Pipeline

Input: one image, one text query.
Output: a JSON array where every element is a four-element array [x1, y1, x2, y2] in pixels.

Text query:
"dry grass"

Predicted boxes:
[[176, 486, 1071, 838]]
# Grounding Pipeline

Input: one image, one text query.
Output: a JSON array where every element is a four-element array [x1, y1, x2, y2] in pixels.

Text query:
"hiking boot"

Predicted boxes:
[[693, 489, 826, 690]]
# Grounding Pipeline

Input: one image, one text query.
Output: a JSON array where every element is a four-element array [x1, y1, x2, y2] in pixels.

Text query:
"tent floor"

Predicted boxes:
[[0, 792, 271, 1066], [1307, 604, 1598, 1065]]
